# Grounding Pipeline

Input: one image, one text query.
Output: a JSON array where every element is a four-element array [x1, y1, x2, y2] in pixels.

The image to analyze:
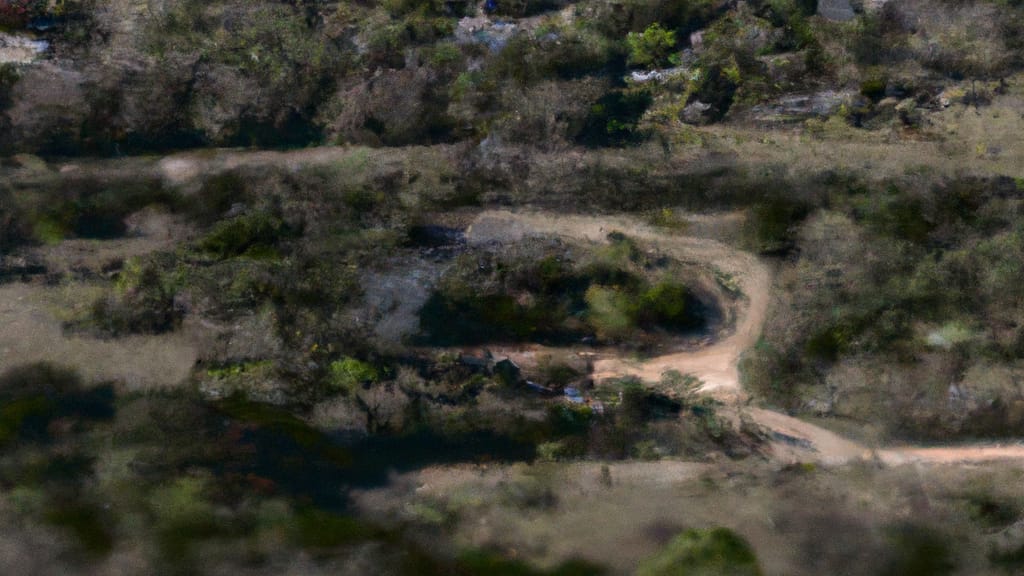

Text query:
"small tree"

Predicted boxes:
[[627, 23, 677, 68], [638, 527, 763, 576]]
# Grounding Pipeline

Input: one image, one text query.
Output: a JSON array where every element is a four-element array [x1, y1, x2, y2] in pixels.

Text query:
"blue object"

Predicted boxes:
[[28, 17, 59, 32], [484, 0, 498, 12]]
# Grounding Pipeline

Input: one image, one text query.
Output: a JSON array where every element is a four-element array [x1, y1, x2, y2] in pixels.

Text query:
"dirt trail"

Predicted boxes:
[[12, 145, 1024, 465], [468, 210, 1024, 467], [467, 210, 769, 401], [0, 283, 201, 390]]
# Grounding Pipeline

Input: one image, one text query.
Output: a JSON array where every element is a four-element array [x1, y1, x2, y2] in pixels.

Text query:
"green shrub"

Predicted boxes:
[[744, 195, 809, 254], [43, 501, 114, 557], [329, 357, 381, 393], [637, 527, 763, 576], [627, 23, 678, 68], [199, 211, 291, 259], [291, 509, 376, 549], [638, 281, 690, 329], [149, 476, 219, 560], [536, 440, 572, 462], [585, 285, 637, 340], [880, 524, 954, 576], [87, 256, 182, 335], [576, 90, 653, 147], [185, 172, 247, 225]]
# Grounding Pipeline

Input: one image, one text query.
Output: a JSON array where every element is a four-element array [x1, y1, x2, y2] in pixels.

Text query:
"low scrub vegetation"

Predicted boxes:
[[419, 235, 712, 347]]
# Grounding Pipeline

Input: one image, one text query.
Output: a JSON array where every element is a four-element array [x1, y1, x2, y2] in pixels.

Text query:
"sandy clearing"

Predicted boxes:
[[0, 283, 199, 390]]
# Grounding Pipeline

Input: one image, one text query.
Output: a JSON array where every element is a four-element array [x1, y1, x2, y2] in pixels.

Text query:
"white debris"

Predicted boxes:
[[0, 33, 49, 65]]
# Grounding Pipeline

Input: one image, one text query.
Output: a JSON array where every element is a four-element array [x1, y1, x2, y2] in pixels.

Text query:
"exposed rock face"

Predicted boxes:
[[818, 0, 856, 21], [748, 90, 854, 122], [681, 100, 712, 124], [3, 64, 87, 151], [455, 16, 518, 52]]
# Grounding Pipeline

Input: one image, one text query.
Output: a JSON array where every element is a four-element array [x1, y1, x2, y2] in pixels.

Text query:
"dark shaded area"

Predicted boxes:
[[577, 90, 653, 147], [417, 242, 715, 347], [0, 363, 115, 448], [880, 524, 955, 576], [214, 397, 535, 510]]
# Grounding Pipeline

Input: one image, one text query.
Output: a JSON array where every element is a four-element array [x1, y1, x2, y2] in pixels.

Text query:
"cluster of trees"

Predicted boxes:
[[741, 174, 1024, 439], [420, 234, 709, 346], [13, 0, 1024, 154]]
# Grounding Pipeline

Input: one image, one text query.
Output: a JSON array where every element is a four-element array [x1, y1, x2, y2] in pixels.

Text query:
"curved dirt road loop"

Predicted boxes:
[[467, 210, 769, 401], [467, 210, 1024, 467]]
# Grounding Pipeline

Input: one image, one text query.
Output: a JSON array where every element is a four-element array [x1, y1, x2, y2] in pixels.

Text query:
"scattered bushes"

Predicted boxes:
[[85, 256, 183, 336], [420, 237, 710, 346]]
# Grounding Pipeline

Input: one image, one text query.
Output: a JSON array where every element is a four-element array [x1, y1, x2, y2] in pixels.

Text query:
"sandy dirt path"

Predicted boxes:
[[11, 146, 1024, 465], [467, 210, 769, 401], [0, 283, 200, 390], [467, 210, 1024, 467]]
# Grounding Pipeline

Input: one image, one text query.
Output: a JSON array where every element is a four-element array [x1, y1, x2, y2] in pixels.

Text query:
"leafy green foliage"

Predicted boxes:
[[43, 501, 115, 556], [638, 281, 690, 329], [199, 211, 292, 259], [420, 239, 708, 346], [329, 357, 381, 393], [585, 285, 637, 340], [637, 527, 763, 576], [627, 23, 678, 68]]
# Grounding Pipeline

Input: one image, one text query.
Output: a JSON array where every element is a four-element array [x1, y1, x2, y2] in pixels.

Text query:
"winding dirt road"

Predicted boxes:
[[467, 209, 1024, 467], [18, 146, 1024, 467]]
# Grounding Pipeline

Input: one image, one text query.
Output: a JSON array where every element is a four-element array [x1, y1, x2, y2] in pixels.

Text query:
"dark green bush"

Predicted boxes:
[[199, 211, 293, 259], [638, 281, 692, 330], [744, 194, 809, 254], [576, 89, 653, 147], [0, 363, 114, 447], [291, 509, 376, 549], [689, 62, 740, 122], [627, 23, 678, 68], [185, 172, 248, 225], [881, 524, 954, 576]]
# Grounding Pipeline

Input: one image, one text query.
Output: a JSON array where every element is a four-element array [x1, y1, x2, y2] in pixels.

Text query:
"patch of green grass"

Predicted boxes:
[[290, 509, 377, 549], [43, 501, 114, 557]]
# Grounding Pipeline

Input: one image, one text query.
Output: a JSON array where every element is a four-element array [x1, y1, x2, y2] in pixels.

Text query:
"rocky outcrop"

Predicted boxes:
[[0, 32, 48, 65]]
